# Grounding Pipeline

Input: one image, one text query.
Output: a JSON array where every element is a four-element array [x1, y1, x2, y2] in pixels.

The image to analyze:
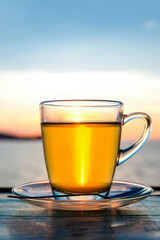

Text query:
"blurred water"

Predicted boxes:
[[0, 139, 159, 187]]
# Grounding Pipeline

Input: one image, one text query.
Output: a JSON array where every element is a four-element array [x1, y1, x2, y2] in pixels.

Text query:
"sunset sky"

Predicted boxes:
[[0, 0, 160, 140]]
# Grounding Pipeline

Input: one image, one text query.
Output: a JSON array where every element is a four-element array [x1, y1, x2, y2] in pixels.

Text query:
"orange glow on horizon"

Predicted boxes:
[[0, 104, 159, 140], [0, 114, 159, 140]]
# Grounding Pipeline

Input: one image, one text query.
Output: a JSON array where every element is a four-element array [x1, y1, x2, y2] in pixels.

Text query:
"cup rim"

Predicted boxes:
[[39, 99, 123, 108]]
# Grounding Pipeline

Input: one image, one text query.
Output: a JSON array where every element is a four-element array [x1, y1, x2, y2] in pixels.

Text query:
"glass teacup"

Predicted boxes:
[[40, 100, 151, 198]]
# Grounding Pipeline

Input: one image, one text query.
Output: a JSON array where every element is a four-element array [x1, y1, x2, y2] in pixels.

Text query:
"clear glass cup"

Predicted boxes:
[[40, 100, 151, 198]]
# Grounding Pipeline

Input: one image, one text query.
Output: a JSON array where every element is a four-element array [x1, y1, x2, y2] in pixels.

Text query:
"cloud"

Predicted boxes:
[[0, 70, 160, 110], [143, 19, 160, 30], [0, 70, 160, 139]]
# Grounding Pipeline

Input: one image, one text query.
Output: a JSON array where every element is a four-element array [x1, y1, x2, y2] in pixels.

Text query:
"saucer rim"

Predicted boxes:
[[12, 180, 153, 203]]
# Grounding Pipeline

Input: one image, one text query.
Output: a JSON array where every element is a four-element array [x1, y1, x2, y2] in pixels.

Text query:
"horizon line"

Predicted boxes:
[[0, 132, 159, 141]]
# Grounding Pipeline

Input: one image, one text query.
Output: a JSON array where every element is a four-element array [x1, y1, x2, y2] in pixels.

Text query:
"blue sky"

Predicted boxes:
[[0, 0, 160, 139], [0, 0, 160, 72]]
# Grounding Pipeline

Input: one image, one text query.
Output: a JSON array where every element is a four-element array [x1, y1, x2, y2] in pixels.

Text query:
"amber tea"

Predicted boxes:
[[42, 122, 121, 194]]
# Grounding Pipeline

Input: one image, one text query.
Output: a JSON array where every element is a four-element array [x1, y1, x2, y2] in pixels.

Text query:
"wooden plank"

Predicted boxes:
[[0, 194, 160, 240]]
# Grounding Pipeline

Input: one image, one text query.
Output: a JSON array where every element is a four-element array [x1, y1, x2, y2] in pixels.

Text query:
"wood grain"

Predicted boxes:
[[0, 193, 159, 239]]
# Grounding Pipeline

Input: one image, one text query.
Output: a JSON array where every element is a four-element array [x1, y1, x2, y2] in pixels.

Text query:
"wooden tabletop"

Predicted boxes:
[[0, 191, 160, 240]]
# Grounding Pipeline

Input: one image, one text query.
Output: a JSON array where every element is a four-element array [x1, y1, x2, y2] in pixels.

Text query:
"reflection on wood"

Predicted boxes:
[[0, 193, 160, 239]]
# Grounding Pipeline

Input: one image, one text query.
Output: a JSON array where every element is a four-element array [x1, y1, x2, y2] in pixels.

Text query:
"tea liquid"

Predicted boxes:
[[42, 122, 121, 193]]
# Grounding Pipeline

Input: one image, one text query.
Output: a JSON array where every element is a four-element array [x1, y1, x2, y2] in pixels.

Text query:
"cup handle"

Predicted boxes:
[[117, 112, 152, 166]]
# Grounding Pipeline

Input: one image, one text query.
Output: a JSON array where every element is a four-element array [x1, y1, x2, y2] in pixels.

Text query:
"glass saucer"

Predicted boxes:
[[12, 180, 153, 211]]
